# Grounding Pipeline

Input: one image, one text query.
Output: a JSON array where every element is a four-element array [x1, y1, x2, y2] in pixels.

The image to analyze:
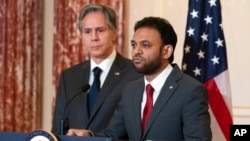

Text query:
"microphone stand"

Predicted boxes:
[[60, 84, 90, 135]]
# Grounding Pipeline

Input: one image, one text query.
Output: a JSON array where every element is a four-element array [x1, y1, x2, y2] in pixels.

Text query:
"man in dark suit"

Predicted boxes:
[[51, 4, 142, 135], [67, 17, 212, 141]]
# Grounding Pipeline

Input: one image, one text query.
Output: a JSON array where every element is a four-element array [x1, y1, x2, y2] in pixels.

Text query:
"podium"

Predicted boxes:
[[0, 131, 112, 141]]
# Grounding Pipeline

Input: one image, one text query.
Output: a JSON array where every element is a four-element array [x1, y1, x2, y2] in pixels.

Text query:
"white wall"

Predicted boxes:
[[42, 0, 250, 130]]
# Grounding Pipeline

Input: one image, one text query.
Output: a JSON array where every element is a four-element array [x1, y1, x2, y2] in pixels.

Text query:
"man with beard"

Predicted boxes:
[[66, 17, 212, 141]]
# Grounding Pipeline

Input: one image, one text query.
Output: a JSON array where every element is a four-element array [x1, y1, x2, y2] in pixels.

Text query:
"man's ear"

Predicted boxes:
[[112, 30, 118, 42], [162, 45, 173, 59]]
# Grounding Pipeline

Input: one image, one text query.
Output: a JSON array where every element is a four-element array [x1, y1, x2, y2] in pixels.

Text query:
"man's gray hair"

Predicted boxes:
[[78, 4, 117, 33]]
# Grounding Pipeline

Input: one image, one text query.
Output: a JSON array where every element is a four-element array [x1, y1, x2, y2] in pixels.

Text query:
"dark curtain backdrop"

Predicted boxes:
[[52, 0, 126, 109], [0, 0, 43, 132]]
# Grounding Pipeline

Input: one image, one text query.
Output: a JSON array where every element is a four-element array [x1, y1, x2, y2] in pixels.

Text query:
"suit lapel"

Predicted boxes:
[[78, 61, 91, 89], [142, 65, 182, 138], [75, 61, 91, 124], [132, 79, 145, 139], [88, 54, 126, 121]]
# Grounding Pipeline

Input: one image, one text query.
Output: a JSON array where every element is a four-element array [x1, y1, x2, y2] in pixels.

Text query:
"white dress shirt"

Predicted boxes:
[[141, 64, 173, 118], [89, 49, 116, 88]]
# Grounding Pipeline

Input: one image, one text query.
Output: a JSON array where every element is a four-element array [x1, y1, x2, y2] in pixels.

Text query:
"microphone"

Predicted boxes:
[[60, 84, 90, 135]]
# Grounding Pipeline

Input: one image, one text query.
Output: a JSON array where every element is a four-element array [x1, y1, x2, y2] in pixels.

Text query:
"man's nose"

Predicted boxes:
[[91, 31, 99, 41], [132, 45, 143, 55]]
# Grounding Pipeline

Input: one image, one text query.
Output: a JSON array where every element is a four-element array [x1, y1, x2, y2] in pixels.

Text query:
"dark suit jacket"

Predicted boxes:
[[100, 64, 212, 141], [51, 53, 142, 135]]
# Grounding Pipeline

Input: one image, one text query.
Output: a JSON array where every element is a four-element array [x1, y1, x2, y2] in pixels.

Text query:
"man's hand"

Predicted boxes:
[[66, 129, 91, 136]]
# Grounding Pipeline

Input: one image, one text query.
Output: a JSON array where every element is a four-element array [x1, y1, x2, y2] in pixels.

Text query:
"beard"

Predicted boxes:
[[132, 54, 162, 75]]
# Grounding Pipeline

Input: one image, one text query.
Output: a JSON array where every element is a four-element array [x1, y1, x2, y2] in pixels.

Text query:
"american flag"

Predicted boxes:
[[182, 0, 233, 140]]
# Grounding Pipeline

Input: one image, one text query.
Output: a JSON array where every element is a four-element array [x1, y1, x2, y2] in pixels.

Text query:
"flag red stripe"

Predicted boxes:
[[205, 79, 233, 141]]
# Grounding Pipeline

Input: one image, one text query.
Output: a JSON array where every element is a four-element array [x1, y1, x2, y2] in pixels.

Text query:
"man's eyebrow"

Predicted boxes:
[[139, 40, 151, 44], [82, 27, 106, 30], [131, 40, 151, 43], [141, 40, 150, 43]]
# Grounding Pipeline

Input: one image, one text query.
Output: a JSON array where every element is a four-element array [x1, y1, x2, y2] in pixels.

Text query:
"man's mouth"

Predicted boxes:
[[132, 57, 143, 64]]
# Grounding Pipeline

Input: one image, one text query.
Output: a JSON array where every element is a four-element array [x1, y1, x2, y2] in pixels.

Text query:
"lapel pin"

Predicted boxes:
[[114, 72, 120, 76], [169, 86, 173, 89]]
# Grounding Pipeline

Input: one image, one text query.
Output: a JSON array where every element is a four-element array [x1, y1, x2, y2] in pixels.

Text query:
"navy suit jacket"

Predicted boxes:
[[51, 53, 142, 135], [99, 64, 212, 141]]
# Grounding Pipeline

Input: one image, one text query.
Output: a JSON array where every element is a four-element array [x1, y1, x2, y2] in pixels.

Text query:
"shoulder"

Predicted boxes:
[[169, 64, 207, 97], [61, 60, 90, 74], [113, 53, 142, 76], [114, 53, 133, 66], [171, 64, 204, 87]]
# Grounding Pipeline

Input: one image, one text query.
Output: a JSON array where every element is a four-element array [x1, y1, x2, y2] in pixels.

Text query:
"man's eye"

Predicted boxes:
[[83, 30, 91, 34], [143, 44, 150, 48], [131, 43, 136, 48], [131, 41, 137, 48], [97, 29, 105, 32]]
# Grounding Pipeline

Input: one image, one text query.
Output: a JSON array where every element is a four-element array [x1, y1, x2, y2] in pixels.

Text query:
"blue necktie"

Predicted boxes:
[[88, 67, 102, 115]]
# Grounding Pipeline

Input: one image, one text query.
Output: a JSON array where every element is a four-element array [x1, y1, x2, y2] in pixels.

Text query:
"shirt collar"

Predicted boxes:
[[90, 49, 116, 73], [144, 64, 173, 92]]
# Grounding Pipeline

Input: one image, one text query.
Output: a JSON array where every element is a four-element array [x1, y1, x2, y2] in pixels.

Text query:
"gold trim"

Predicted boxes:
[[233, 115, 250, 118], [233, 106, 250, 118], [233, 106, 250, 109]]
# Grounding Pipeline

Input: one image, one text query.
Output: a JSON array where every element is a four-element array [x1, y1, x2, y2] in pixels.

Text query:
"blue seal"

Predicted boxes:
[[25, 129, 58, 141]]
